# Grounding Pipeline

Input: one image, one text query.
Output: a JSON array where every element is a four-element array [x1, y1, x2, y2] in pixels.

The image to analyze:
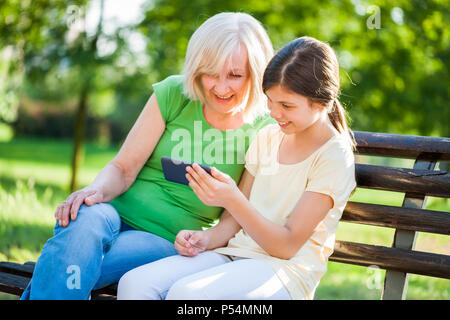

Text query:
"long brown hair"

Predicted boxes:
[[262, 36, 356, 150]]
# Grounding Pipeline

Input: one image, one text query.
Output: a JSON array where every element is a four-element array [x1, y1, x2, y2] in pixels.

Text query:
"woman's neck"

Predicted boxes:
[[202, 105, 245, 130]]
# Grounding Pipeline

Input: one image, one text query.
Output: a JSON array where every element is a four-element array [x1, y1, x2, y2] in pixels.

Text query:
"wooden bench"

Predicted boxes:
[[1, 131, 449, 300]]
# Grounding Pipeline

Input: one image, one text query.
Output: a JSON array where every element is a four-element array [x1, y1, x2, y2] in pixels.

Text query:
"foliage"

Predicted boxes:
[[140, 0, 449, 137], [0, 0, 87, 122], [0, 0, 448, 137]]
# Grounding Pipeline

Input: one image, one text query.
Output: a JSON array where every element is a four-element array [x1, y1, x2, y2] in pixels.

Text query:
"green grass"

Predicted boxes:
[[0, 137, 449, 300]]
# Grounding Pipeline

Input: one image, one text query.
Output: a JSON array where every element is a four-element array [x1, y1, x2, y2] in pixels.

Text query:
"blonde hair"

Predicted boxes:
[[183, 12, 274, 123]]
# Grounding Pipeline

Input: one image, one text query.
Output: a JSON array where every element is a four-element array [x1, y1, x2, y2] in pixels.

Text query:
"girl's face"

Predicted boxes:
[[200, 46, 250, 116], [265, 85, 326, 135]]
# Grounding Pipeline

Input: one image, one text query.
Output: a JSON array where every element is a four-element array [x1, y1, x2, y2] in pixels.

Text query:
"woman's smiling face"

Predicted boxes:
[[200, 45, 250, 116]]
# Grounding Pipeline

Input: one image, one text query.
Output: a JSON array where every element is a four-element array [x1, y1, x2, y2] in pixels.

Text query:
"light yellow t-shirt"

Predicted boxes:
[[214, 124, 356, 299]]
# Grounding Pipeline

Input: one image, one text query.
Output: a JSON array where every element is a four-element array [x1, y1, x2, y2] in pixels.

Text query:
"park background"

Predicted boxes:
[[0, 0, 448, 299]]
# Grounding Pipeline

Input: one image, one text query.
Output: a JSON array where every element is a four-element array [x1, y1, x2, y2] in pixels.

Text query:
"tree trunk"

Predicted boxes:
[[70, 86, 88, 192], [69, 0, 103, 192]]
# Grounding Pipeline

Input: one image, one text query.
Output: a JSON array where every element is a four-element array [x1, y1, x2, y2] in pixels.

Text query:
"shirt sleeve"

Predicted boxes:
[[305, 143, 356, 209], [152, 75, 189, 124]]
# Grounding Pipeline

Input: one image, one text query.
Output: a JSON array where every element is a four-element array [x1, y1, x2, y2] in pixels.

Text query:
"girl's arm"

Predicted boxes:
[[226, 189, 333, 259], [186, 165, 333, 260], [174, 170, 253, 256], [204, 168, 254, 249], [174, 210, 239, 257]]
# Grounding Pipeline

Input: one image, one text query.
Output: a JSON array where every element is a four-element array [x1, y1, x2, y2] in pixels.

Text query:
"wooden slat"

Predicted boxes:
[[342, 202, 450, 235], [92, 284, 117, 300], [0, 261, 117, 299], [330, 240, 450, 279], [382, 158, 437, 300], [354, 131, 450, 160], [0, 272, 29, 296], [90, 292, 116, 300], [0, 261, 34, 277], [355, 164, 450, 198]]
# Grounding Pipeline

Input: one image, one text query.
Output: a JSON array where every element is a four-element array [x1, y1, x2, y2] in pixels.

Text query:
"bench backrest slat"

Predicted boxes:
[[331, 240, 450, 279], [354, 131, 450, 160], [355, 164, 450, 198], [382, 158, 440, 299], [342, 202, 450, 235], [332, 131, 450, 300]]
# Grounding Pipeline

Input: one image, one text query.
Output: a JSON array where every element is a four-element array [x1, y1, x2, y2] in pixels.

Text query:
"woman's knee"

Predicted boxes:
[[78, 203, 120, 232], [48, 203, 120, 255], [55, 203, 121, 236]]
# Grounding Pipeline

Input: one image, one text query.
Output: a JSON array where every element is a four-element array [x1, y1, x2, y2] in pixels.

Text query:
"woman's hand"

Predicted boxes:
[[185, 164, 240, 209], [55, 187, 104, 227], [174, 230, 210, 257]]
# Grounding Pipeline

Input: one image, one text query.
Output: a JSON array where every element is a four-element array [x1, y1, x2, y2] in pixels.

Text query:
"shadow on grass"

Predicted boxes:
[[315, 280, 381, 300], [314, 262, 384, 300], [0, 175, 69, 199], [0, 220, 54, 261], [0, 137, 119, 168], [0, 138, 73, 166], [0, 176, 60, 262]]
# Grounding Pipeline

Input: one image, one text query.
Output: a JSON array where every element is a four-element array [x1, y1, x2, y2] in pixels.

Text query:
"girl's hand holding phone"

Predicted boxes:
[[185, 164, 239, 208]]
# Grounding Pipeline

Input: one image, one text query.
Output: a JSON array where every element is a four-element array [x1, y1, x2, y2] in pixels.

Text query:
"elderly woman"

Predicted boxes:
[[21, 12, 274, 299]]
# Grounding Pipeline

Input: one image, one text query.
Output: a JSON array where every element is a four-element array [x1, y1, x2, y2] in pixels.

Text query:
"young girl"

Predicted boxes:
[[117, 36, 356, 300]]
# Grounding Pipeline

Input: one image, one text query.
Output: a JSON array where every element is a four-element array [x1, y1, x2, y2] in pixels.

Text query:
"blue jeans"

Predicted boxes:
[[20, 203, 178, 300]]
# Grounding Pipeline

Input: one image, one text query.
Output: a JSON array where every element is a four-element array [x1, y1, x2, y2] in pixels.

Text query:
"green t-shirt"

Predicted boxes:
[[110, 75, 275, 242]]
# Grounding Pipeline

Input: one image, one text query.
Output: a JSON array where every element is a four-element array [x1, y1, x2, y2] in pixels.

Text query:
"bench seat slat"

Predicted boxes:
[[0, 261, 34, 277], [0, 261, 117, 299], [92, 284, 117, 298], [355, 164, 450, 198], [342, 202, 450, 235], [0, 272, 29, 296], [330, 240, 450, 279]]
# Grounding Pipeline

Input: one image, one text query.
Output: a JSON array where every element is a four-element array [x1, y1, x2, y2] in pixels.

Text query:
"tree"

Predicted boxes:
[[1, 0, 143, 191], [0, 0, 85, 124], [138, 0, 449, 137]]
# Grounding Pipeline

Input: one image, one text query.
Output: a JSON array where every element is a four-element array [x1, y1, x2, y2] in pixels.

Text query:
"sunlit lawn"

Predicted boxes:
[[0, 137, 448, 300]]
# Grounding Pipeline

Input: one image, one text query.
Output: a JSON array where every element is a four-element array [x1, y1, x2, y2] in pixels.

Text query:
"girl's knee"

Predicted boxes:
[[117, 271, 142, 299], [117, 270, 164, 300], [166, 277, 209, 300]]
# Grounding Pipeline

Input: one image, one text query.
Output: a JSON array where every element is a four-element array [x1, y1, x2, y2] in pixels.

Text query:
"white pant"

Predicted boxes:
[[117, 251, 290, 300]]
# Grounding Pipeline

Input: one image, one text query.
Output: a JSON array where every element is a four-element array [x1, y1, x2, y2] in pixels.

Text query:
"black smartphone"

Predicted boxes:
[[161, 156, 213, 186]]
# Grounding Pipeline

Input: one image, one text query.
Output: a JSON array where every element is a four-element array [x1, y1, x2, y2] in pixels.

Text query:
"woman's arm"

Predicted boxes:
[[108, 93, 165, 192], [186, 165, 333, 260], [56, 93, 166, 226]]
